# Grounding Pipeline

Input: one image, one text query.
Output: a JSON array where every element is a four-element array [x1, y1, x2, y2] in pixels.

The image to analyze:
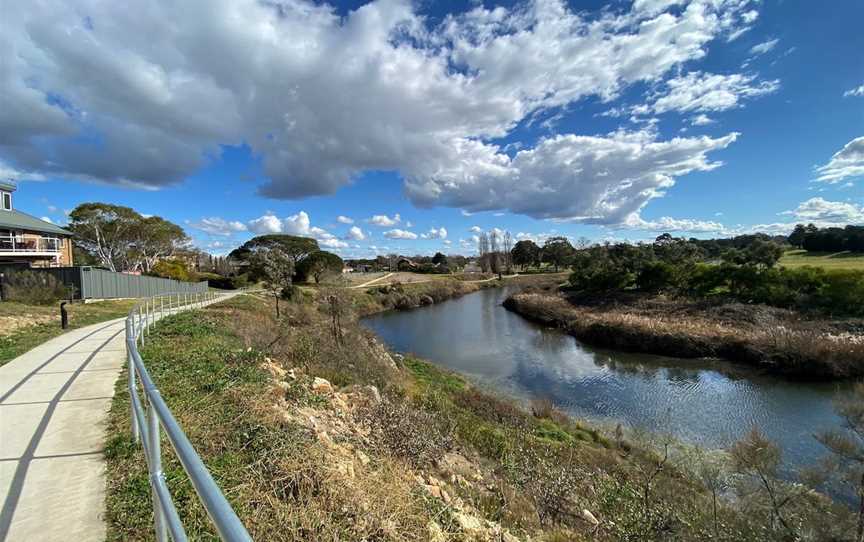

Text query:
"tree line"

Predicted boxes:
[[790, 224, 864, 253]]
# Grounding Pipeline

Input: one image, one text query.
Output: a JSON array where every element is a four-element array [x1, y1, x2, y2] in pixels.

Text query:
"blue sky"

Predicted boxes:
[[3, 0, 863, 257]]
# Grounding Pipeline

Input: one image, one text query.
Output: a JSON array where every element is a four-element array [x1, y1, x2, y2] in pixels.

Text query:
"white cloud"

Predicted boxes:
[[619, 215, 727, 233], [469, 226, 483, 233], [442, 240, 452, 246], [406, 129, 738, 223], [780, 197, 864, 224], [247, 214, 283, 234], [247, 211, 348, 248], [815, 136, 864, 184], [336, 215, 354, 224], [749, 38, 779, 56], [384, 229, 418, 240], [420, 227, 447, 239], [0, 0, 757, 222], [191, 217, 248, 236], [346, 226, 366, 241], [691, 114, 715, 126], [646, 71, 779, 115], [844, 84, 864, 98], [41, 216, 54, 224], [368, 213, 401, 227]]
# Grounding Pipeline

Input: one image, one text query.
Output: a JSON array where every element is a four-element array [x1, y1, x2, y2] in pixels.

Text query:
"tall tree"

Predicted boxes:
[[432, 252, 448, 265], [68, 203, 140, 272], [255, 248, 294, 318], [541, 236, 575, 272], [296, 250, 344, 284], [68, 203, 188, 272], [511, 239, 540, 270]]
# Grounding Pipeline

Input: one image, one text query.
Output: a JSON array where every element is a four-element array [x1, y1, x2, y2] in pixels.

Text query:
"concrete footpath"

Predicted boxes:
[[0, 317, 127, 541]]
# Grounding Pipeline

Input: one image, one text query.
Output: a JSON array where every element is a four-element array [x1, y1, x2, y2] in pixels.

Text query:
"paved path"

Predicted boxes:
[[0, 317, 127, 541]]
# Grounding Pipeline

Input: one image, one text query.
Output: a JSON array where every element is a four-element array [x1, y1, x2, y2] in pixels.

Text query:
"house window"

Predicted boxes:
[[1, 192, 10, 211]]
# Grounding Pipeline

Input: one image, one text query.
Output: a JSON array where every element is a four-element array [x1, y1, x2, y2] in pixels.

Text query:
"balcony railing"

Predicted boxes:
[[0, 234, 62, 253]]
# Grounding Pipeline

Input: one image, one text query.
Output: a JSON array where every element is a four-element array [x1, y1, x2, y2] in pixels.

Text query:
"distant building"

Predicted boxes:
[[0, 180, 73, 268]]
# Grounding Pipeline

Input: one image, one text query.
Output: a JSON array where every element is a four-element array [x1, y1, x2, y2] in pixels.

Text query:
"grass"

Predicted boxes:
[[504, 291, 864, 379], [104, 292, 856, 541], [0, 299, 136, 365], [780, 249, 864, 271]]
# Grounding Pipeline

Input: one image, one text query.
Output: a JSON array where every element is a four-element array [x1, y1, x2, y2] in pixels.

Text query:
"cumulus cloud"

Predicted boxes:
[[0, 0, 757, 223], [646, 71, 779, 115], [368, 213, 401, 227], [844, 85, 864, 98], [384, 229, 418, 240], [346, 226, 366, 241], [406, 129, 738, 223], [749, 38, 779, 56], [780, 197, 864, 224], [336, 215, 354, 224], [247, 214, 283, 234], [618, 215, 727, 232], [469, 226, 483, 233], [691, 114, 715, 126], [190, 217, 248, 236], [815, 136, 864, 184], [420, 227, 447, 239], [247, 211, 348, 248]]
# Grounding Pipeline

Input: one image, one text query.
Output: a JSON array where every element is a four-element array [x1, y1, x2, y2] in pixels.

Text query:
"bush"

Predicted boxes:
[[815, 269, 864, 316], [2, 270, 68, 304], [636, 261, 679, 292]]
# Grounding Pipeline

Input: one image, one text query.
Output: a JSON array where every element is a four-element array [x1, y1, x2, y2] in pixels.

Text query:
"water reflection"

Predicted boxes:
[[362, 286, 850, 474]]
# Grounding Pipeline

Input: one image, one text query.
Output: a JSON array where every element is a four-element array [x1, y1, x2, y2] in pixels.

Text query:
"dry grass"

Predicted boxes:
[[104, 291, 858, 541], [504, 292, 864, 379]]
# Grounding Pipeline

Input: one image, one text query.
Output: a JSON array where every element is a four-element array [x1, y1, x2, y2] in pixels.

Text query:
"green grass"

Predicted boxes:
[[0, 299, 136, 365], [104, 300, 296, 540], [779, 249, 864, 271]]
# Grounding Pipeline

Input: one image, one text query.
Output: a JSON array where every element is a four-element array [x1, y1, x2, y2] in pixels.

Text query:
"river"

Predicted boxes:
[[362, 286, 852, 476]]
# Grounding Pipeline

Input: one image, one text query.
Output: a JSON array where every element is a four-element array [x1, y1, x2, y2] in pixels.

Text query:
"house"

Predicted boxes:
[[0, 180, 74, 268]]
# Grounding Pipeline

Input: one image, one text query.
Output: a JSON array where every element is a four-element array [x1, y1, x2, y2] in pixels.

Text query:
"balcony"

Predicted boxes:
[[0, 233, 62, 254]]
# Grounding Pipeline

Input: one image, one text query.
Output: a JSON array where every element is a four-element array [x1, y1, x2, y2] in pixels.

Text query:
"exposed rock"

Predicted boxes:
[[501, 530, 520, 542], [312, 377, 333, 395], [454, 512, 484, 534], [581, 508, 600, 526], [419, 294, 434, 306], [355, 450, 370, 465], [427, 521, 446, 542], [368, 338, 398, 370], [364, 385, 382, 405], [262, 359, 286, 379], [423, 484, 442, 499]]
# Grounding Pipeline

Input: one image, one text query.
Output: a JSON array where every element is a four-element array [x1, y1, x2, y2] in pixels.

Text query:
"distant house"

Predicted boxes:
[[0, 180, 73, 268]]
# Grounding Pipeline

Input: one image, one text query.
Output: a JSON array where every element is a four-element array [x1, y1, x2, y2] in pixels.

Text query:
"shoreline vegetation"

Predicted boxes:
[[503, 289, 864, 380], [105, 289, 859, 541]]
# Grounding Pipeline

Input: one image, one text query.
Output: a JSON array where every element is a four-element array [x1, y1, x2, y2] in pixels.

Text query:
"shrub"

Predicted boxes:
[[2, 270, 68, 304], [815, 269, 864, 316], [636, 261, 679, 292]]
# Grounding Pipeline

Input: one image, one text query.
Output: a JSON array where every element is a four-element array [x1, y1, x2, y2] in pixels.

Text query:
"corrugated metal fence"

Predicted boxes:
[[10, 266, 207, 300]]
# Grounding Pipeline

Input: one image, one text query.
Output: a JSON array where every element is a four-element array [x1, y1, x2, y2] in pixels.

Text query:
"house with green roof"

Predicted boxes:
[[0, 180, 74, 267]]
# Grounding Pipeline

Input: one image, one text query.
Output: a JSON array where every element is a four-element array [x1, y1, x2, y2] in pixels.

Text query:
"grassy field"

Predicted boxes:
[[779, 249, 864, 271], [0, 299, 136, 365], [103, 292, 855, 541]]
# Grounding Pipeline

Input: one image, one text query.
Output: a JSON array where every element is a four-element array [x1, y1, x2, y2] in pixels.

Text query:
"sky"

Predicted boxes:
[[2, 0, 863, 258]]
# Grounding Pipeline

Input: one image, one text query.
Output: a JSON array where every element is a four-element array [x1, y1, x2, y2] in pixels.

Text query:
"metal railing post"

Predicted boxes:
[[148, 397, 168, 542], [127, 318, 140, 443]]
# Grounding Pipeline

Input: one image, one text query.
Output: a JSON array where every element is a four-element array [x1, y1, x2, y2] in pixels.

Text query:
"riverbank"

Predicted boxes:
[[347, 273, 567, 316], [104, 292, 855, 541], [503, 290, 864, 380]]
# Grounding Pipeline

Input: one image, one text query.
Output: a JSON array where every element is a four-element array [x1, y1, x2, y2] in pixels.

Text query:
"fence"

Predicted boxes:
[[127, 291, 252, 541], [7, 266, 208, 300]]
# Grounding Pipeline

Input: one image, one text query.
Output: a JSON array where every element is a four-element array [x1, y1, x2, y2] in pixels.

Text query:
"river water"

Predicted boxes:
[[362, 286, 852, 475]]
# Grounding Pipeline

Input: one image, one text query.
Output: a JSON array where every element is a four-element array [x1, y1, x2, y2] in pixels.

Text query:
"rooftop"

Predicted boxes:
[[0, 209, 71, 236]]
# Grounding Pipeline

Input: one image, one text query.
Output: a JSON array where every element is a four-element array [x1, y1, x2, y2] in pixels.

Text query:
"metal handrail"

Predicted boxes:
[[125, 290, 253, 542]]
